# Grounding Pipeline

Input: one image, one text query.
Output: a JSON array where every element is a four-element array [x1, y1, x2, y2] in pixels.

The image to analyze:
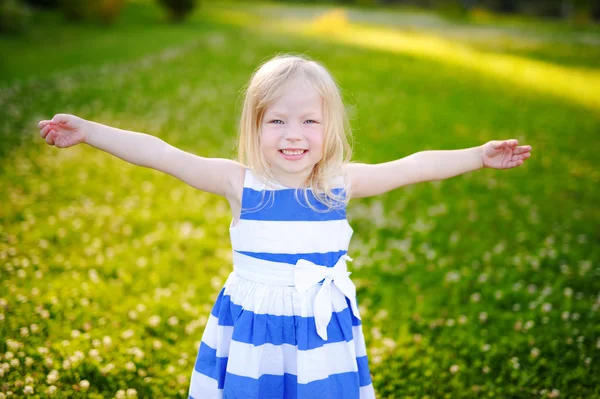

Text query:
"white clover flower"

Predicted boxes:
[[510, 357, 520, 369], [168, 316, 179, 326], [571, 313, 580, 321], [10, 358, 20, 367], [6, 340, 22, 351], [23, 386, 34, 395], [382, 338, 396, 349], [548, 389, 560, 398], [478, 312, 488, 322], [126, 388, 138, 397], [450, 364, 459, 373], [29, 324, 39, 333], [470, 292, 481, 302], [561, 311, 570, 321], [79, 380, 90, 390], [103, 336, 113, 347], [25, 357, 33, 367], [445, 271, 460, 283], [62, 359, 71, 370], [20, 327, 29, 337], [126, 361, 136, 371], [371, 327, 382, 340], [531, 347, 540, 358], [73, 350, 85, 361], [458, 315, 468, 324], [115, 390, 126, 399], [121, 329, 134, 340], [482, 344, 490, 352], [148, 316, 161, 327], [71, 330, 81, 339], [482, 365, 490, 374], [542, 303, 552, 313], [446, 319, 455, 327], [128, 311, 138, 320], [524, 320, 535, 330], [563, 287, 573, 297], [153, 340, 163, 350], [101, 363, 115, 375], [47, 370, 59, 384]]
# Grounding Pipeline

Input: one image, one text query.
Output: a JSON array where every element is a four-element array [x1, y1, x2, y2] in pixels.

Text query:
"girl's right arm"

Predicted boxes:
[[38, 114, 245, 199]]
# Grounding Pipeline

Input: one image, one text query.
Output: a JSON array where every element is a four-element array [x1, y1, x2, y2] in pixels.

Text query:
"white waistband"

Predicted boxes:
[[232, 251, 296, 286]]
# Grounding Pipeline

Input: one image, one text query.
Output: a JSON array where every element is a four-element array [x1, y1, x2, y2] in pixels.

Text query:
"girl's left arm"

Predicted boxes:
[[345, 139, 532, 199]]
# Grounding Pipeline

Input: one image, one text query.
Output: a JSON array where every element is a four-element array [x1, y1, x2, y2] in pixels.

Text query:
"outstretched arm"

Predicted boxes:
[[345, 139, 532, 199], [85, 119, 244, 198], [39, 114, 244, 199]]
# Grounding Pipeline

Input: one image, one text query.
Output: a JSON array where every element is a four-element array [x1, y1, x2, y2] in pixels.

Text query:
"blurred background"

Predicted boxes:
[[1, 0, 599, 398]]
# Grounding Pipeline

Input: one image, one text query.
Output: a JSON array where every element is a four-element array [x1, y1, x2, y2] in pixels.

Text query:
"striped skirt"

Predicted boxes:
[[188, 260, 376, 398]]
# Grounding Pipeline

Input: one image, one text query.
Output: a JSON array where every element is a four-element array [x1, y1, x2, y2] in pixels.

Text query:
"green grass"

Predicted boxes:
[[1, 1, 599, 398]]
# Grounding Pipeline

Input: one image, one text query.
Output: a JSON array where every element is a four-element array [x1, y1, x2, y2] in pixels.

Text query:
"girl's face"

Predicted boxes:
[[260, 77, 324, 188]]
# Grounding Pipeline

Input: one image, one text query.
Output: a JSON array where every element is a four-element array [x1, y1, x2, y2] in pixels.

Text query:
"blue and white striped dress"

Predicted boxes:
[[188, 168, 376, 398]]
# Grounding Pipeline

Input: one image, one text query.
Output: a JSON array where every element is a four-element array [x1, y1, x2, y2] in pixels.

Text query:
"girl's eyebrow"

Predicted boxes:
[[265, 110, 321, 118]]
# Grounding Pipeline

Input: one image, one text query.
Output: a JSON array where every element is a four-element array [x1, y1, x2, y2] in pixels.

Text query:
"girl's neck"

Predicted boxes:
[[271, 170, 311, 189]]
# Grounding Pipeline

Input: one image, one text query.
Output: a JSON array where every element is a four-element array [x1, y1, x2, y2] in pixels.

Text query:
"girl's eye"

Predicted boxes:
[[304, 120, 317, 124], [270, 120, 283, 124]]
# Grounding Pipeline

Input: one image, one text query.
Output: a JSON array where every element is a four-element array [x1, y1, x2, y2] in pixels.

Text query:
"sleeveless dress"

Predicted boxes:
[[188, 168, 376, 399]]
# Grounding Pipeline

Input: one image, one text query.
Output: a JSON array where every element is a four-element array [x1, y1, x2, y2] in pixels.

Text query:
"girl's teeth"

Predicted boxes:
[[282, 150, 305, 155]]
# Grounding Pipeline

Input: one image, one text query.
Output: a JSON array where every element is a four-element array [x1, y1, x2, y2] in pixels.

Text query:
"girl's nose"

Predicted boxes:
[[283, 127, 302, 141]]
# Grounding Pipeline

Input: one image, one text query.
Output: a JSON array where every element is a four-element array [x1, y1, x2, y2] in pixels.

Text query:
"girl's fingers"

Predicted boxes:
[[515, 146, 532, 155], [41, 125, 52, 138], [45, 131, 56, 145], [38, 120, 51, 129]]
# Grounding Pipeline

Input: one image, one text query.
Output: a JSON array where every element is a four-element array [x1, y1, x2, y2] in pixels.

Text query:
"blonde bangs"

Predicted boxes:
[[237, 54, 353, 212]]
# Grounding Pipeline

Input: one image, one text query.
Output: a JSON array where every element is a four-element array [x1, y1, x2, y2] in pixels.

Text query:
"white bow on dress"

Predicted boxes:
[[294, 254, 362, 341]]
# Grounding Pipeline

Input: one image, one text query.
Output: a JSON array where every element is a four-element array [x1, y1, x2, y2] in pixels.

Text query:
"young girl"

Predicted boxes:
[[38, 54, 532, 399]]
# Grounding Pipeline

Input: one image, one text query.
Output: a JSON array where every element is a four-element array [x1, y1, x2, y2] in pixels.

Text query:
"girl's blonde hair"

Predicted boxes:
[[237, 53, 353, 211]]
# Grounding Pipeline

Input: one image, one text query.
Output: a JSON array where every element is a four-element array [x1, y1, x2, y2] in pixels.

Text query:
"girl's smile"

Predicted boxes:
[[279, 148, 308, 160]]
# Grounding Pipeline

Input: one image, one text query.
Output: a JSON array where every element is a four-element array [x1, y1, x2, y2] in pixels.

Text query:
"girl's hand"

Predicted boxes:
[[38, 114, 88, 148], [481, 139, 532, 169]]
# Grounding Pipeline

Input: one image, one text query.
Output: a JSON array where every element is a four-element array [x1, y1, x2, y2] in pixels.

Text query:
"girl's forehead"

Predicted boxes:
[[267, 78, 322, 112]]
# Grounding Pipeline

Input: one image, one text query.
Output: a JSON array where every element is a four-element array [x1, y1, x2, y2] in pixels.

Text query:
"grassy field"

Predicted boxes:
[[1, 1, 599, 398]]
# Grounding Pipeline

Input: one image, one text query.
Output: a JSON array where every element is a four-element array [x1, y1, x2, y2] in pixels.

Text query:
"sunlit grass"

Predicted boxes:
[[1, 1, 599, 398], [210, 7, 600, 112]]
